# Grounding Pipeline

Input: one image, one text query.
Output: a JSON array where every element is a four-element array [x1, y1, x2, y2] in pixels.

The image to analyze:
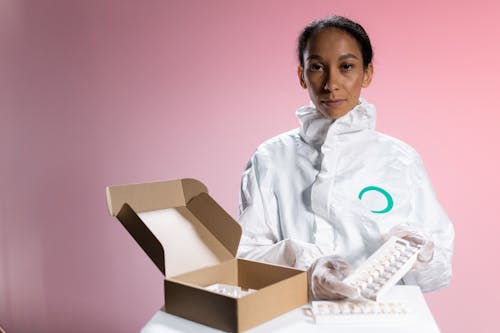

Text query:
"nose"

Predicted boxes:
[[323, 69, 340, 91]]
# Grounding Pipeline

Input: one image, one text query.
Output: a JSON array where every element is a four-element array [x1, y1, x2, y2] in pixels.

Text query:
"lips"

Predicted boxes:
[[320, 99, 346, 107]]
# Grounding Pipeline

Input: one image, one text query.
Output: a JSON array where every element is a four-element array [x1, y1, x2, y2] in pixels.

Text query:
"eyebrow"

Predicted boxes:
[[338, 53, 359, 61], [306, 53, 360, 61]]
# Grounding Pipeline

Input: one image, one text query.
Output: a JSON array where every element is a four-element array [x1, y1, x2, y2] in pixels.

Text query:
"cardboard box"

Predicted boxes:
[[106, 178, 308, 332]]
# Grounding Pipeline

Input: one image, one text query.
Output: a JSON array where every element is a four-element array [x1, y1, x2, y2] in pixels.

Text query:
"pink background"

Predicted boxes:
[[1, 0, 498, 332]]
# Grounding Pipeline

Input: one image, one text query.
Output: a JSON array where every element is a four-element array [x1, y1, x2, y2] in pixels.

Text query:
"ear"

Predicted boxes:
[[297, 66, 307, 89], [361, 63, 373, 88]]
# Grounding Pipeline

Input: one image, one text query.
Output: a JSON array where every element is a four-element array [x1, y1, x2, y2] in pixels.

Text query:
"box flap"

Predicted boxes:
[[106, 179, 242, 277], [187, 192, 241, 258], [116, 203, 167, 274], [106, 178, 207, 216]]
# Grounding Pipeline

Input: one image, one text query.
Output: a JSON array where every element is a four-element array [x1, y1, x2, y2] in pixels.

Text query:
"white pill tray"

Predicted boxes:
[[343, 236, 422, 301], [312, 300, 414, 325]]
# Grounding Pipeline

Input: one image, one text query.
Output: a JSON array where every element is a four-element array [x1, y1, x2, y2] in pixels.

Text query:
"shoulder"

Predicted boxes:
[[242, 129, 303, 182], [367, 130, 422, 164], [252, 128, 301, 161]]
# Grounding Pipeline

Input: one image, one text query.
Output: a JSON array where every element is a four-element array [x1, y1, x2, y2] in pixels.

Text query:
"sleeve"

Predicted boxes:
[[402, 155, 455, 292], [237, 151, 323, 270]]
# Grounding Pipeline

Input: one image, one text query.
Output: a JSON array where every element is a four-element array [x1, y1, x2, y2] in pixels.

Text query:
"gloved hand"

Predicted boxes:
[[384, 225, 434, 264], [308, 255, 358, 300]]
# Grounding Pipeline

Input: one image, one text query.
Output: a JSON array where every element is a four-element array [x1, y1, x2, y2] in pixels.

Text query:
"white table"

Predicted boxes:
[[141, 286, 440, 333]]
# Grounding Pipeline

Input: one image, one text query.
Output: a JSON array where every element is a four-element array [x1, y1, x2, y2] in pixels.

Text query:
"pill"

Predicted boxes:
[[341, 304, 350, 314]]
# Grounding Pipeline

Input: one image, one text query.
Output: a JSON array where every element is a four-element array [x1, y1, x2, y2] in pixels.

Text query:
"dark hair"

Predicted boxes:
[[297, 15, 373, 69]]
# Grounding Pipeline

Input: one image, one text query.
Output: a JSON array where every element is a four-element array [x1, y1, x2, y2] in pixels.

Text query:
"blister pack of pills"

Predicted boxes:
[[312, 300, 412, 325], [343, 236, 422, 301], [205, 283, 256, 298]]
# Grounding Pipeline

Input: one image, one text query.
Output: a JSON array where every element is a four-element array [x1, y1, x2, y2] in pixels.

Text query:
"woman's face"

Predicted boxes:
[[298, 28, 373, 119]]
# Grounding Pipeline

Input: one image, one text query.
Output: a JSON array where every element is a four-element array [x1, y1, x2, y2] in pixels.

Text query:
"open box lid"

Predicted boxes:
[[106, 178, 242, 277]]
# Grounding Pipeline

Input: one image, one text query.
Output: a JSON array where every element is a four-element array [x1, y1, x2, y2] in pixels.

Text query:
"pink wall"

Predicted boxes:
[[1, 0, 498, 332]]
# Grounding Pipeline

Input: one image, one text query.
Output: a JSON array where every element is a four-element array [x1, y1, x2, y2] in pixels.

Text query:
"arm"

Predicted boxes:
[[237, 152, 323, 270], [402, 156, 455, 291]]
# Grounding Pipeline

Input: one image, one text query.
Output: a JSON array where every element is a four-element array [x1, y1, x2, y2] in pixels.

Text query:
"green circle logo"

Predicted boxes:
[[358, 186, 393, 214]]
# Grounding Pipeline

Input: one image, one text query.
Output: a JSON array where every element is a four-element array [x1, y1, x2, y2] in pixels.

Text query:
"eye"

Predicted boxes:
[[340, 63, 354, 72], [307, 63, 325, 72]]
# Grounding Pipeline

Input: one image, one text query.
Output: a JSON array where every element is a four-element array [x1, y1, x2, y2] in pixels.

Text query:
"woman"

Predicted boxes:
[[237, 15, 454, 300]]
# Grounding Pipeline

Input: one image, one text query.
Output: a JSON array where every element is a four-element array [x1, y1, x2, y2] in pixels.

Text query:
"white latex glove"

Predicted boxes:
[[384, 225, 435, 264], [308, 255, 358, 300]]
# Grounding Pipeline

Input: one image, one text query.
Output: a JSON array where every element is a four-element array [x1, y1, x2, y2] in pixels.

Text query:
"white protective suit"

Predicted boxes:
[[237, 99, 454, 292]]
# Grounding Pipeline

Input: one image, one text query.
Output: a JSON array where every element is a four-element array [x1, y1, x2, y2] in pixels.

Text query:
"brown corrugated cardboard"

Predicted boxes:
[[106, 178, 308, 332]]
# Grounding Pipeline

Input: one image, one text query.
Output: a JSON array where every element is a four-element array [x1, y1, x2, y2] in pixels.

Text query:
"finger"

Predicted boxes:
[[325, 260, 350, 278], [402, 234, 425, 246], [322, 274, 358, 298], [313, 279, 347, 300], [326, 257, 351, 276], [326, 256, 348, 268], [315, 276, 354, 300], [313, 273, 353, 300], [388, 227, 424, 244], [328, 266, 349, 280], [417, 241, 434, 263], [331, 282, 358, 299], [312, 274, 340, 300], [327, 260, 347, 271]]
